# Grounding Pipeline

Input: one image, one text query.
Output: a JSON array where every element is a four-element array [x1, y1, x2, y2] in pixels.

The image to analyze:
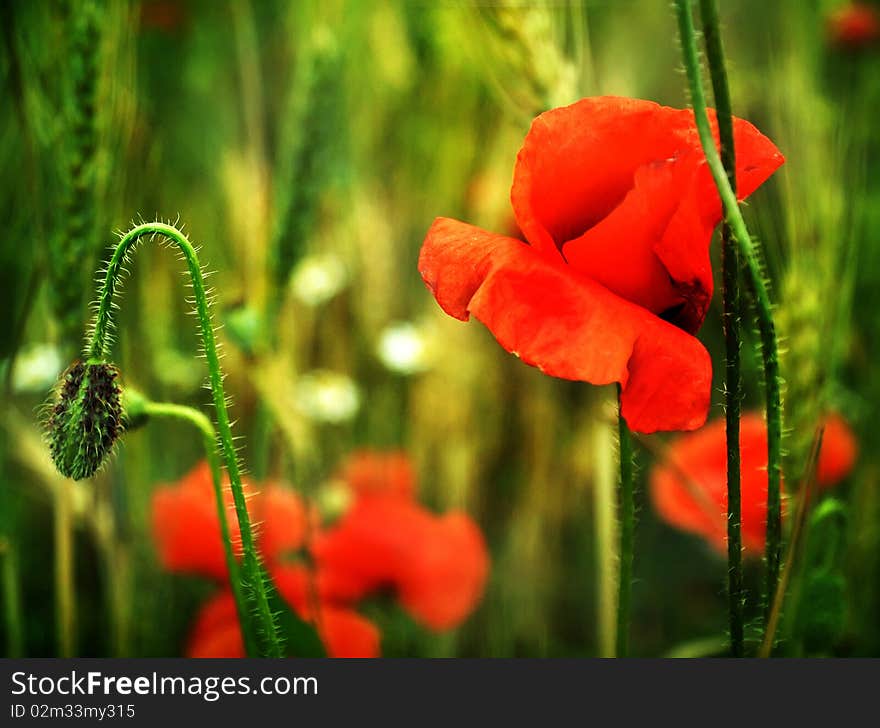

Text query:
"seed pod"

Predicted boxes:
[[47, 360, 124, 480]]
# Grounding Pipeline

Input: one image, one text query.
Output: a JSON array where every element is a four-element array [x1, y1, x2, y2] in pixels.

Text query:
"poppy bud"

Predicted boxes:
[[47, 361, 124, 480]]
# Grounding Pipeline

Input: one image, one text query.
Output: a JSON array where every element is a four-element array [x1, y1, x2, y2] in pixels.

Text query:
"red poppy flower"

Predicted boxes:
[[153, 452, 489, 656], [313, 452, 490, 630], [151, 461, 307, 581], [397, 513, 491, 631], [827, 3, 880, 48], [650, 413, 858, 555], [339, 450, 416, 501], [419, 97, 784, 433]]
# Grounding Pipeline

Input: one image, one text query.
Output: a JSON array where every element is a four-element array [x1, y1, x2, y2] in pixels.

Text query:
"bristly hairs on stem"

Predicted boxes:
[[123, 390, 260, 657], [674, 0, 784, 647], [697, 0, 744, 658], [55, 220, 283, 657]]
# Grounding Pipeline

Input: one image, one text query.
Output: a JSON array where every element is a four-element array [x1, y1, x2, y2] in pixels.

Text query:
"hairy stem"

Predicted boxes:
[[88, 222, 282, 657], [674, 0, 783, 639], [616, 385, 635, 658], [140, 399, 259, 657], [759, 427, 824, 657], [698, 0, 744, 657]]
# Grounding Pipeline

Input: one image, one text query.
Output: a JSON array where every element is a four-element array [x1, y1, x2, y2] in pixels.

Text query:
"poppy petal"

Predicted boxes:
[[254, 485, 309, 563], [318, 607, 381, 658], [398, 512, 490, 631], [512, 97, 783, 332], [313, 499, 436, 601], [817, 413, 858, 487], [152, 462, 241, 581], [340, 450, 417, 501], [187, 592, 244, 658], [419, 217, 712, 432], [650, 413, 779, 555]]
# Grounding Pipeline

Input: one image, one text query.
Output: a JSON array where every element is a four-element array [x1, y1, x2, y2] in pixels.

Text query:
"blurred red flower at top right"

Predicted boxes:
[[827, 3, 880, 49], [650, 413, 858, 556]]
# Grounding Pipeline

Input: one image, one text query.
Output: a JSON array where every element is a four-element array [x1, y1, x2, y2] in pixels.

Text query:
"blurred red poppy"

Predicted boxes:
[[650, 412, 858, 555], [827, 3, 880, 48], [339, 450, 416, 501], [419, 96, 784, 433], [314, 452, 490, 631], [151, 461, 306, 581], [152, 451, 489, 656], [186, 587, 381, 659]]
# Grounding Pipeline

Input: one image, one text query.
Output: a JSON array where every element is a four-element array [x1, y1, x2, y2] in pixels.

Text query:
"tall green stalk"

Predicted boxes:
[[87, 222, 282, 657], [616, 385, 635, 658], [698, 0, 743, 657], [134, 397, 259, 657], [674, 0, 784, 641]]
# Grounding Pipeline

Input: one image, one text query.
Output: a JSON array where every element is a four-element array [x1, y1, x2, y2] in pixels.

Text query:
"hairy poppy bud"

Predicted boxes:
[[47, 361, 124, 480]]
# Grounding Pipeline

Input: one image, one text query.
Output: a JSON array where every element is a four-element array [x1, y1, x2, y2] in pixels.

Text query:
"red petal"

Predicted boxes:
[[339, 450, 417, 501], [151, 462, 241, 581], [398, 513, 490, 631], [419, 217, 712, 433], [512, 97, 783, 332], [817, 413, 858, 487], [186, 592, 245, 658], [270, 565, 381, 657], [318, 607, 381, 658], [650, 413, 782, 555], [253, 485, 309, 562], [313, 499, 436, 601]]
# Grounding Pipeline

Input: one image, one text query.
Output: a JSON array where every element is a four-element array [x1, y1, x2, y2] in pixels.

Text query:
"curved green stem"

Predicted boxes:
[[89, 222, 282, 657], [138, 400, 259, 657], [674, 0, 783, 640], [616, 385, 634, 658], [698, 0, 743, 657]]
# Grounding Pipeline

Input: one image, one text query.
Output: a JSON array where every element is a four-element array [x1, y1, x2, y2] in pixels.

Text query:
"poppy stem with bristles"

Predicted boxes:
[[616, 385, 635, 657], [675, 0, 784, 645], [133, 397, 260, 657], [698, 0, 744, 658], [88, 222, 282, 657]]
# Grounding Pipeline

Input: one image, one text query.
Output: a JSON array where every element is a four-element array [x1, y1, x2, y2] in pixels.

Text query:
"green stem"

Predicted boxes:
[[698, 0, 743, 658], [674, 0, 783, 639], [616, 385, 634, 658], [140, 400, 259, 657], [88, 222, 282, 657], [0, 539, 24, 657]]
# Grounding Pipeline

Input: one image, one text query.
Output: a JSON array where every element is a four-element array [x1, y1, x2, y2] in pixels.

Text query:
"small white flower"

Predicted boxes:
[[376, 321, 431, 375], [290, 253, 349, 307], [295, 370, 361, 423]]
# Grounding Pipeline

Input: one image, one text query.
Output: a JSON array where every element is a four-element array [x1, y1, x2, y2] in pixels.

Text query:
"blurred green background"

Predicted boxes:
[[1, 0, 877, 657]]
